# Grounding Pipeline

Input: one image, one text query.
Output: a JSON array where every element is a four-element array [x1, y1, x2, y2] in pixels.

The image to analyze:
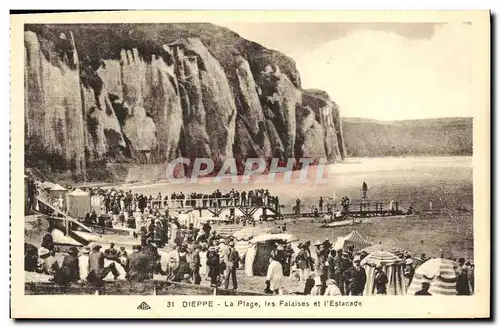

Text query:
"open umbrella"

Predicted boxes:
[[407, 258, 460, 295], [360, 251, 400, 266]]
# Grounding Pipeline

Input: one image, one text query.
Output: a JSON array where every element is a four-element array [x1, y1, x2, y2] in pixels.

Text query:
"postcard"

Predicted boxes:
[[10, 10, 490, 318]]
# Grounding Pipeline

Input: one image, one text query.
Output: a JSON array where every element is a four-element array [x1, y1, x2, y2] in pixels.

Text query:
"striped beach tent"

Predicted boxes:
[[361, 252, 406, 296], [389, 247, 410, 258], [361, 244, 409, 257], [360, 251, 400, 266], [407, 258, 460, 296]]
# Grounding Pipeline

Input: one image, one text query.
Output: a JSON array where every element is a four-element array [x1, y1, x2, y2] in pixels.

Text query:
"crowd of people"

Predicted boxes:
[[84, 187, 280, 213], [287, 239, 475, 296], [26, 219, 475, 297], [25, 176, 475, 296]]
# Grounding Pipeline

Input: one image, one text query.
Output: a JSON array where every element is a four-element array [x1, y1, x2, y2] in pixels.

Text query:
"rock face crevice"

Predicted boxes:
[[24, 24, 346, 180]]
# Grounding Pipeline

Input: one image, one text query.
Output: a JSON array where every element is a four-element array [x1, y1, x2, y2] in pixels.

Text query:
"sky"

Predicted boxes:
[[221, 22, 473, 120]]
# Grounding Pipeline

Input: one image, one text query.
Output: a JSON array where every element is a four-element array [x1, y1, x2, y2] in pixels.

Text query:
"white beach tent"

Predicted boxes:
[[40, 181, 56, 191], [232, 226, 268, 241], [49, 184, 67, 199], [333, 230, 372, 251], [244, 233, 298, 277], [66, 188, 91, 218], [407, 258, 460, 296]]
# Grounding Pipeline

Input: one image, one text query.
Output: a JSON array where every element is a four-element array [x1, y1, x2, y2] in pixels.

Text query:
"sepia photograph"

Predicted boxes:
[[10, 10, 490, 318]]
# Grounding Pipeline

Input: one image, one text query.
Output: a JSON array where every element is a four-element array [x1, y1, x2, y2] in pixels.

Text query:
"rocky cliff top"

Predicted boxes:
[[24, 23, 344, 181]]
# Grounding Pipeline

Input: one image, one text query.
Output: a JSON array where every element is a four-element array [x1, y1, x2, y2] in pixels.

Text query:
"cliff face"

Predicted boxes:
[[299, 89, 345, 162], [24, 24, 345, 180]]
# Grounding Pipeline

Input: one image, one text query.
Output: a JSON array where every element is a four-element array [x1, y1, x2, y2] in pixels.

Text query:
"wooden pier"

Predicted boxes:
[[152, 198, 282, 221]]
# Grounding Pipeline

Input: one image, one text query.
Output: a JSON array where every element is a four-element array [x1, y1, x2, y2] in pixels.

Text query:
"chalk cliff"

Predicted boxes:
[[24, 24, 346, 180]]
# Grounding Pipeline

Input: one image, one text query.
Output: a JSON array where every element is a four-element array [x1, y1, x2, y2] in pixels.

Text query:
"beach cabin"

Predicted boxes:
[[244, 233, 298, 277], [66, 189, 91, 218]]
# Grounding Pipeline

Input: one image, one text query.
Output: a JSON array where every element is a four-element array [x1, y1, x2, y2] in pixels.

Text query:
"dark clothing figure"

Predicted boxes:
[[327, 254, 336, 280], [41, 232, 54, 251], [97, 216, 105, 227], [54, 254, 80, 285], [142, 243, 160, 276], [174, 252, 191, 282], [337, 256, 352, 294], [126, 251, 151, 282], [343, 265, 367, 296], [224, 247, 239, 290], [207, 251, 220, 287], [104, 247, 119, 260], [24, 243, 38, 272], [190, 250, 202, 285], [415, 287, 432, 295], [456, 267, 471, 295], [362, 182, 368, 198], [304, 277, 315, 295], [373, 269, 388, 295], [404, 264, 415, 286]]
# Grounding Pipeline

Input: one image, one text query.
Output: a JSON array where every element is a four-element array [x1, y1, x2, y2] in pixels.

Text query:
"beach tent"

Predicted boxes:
[[361, 251, 406, 296], [232, 226, 268, 241], [177, 212, 199, 227], [49, 184, 67, 199], [232, 226, 272, 259], [66, 189, 91, 218], [407, 258, 460, 296], [244, 233, 298, 277], [334, 231, 372, 251], [361, 244, 410, 258], [40, 181, 56, 191], [90, 195, 102, 216]]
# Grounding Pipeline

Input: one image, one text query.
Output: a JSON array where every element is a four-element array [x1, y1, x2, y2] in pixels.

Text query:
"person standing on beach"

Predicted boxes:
[[456, 258, 471, 295], [207, 246, 220, 287], [266, 255, 284, 295], [319, 197, 324, 213], [295, 244, 310, 282], [343, 257, 366, 296], [373, 264, 388, 295], [224, 241, 240, 290]]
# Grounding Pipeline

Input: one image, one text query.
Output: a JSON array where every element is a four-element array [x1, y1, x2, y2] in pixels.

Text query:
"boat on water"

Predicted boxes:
[[321, 219, 361, 228]]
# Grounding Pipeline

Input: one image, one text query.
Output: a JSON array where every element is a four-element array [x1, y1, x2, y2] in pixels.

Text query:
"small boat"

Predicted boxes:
[[321, 219, 361, 228]]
